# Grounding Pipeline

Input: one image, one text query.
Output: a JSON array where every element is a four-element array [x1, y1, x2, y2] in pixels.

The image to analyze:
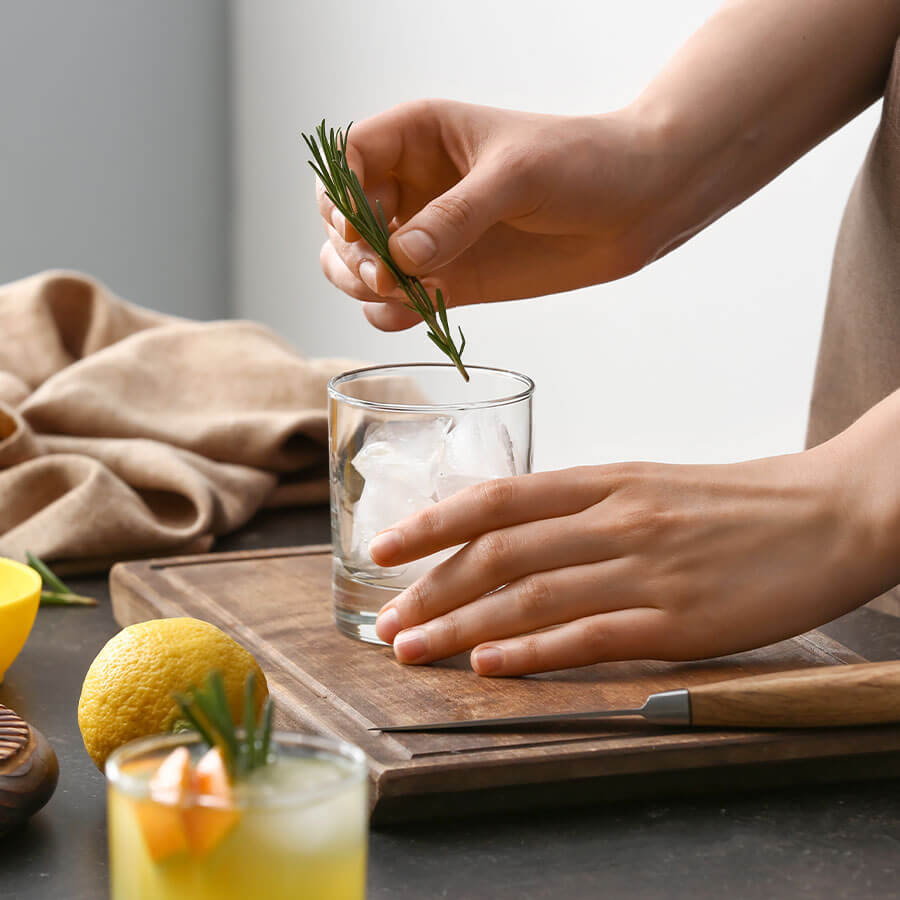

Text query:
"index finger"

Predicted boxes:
[[368, 468, 606, 567], [319, 109, 409, 243], [344, 106, 409, 186]]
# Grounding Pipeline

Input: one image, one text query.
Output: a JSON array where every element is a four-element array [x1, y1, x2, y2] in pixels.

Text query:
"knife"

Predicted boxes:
[[370, 660, 900, 732]]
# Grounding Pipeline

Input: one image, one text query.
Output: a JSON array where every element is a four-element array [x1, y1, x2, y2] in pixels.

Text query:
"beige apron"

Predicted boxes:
[[807, 39, 900, 615]]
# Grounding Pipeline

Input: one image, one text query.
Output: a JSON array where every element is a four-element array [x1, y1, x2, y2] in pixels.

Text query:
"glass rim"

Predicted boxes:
[[327, 362, 535, 412], [105, 731, 368, 809]]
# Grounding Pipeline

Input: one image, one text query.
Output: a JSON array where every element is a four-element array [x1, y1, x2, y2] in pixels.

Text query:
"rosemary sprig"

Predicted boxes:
[[26, 552, 97, 606], [241, 671, 256, 772], [37, 589, 97, 606], [173, 671, 274, 778], [302, 120, 470, 381]]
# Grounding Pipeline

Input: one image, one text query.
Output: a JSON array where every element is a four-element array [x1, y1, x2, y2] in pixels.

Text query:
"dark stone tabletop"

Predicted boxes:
[[2, 506, 899, 899]]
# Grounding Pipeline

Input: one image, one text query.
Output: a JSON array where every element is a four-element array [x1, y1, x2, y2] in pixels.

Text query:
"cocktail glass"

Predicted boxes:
[[106, 732, 368, 900], [328, 363, 534, 643]]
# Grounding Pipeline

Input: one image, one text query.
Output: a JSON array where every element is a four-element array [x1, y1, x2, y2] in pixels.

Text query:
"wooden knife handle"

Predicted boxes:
[[688, 661, 900, 727]]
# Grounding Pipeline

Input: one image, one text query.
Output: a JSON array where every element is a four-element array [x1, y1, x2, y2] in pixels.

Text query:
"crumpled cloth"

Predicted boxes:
[[0, 270, 357, 571]]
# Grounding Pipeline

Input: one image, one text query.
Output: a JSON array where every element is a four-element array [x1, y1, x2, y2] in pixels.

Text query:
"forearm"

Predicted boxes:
[[630, 0, 900, 260]]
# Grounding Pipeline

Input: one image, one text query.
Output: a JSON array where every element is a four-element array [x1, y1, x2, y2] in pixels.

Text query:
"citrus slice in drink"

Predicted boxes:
[[131, 746, 191, 861], [129, 745, 242, 861], [184, 747, 240, 856]]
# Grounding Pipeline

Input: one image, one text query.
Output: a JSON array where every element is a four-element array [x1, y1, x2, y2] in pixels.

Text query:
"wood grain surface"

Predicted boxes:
[[110, 546, 900, 822]]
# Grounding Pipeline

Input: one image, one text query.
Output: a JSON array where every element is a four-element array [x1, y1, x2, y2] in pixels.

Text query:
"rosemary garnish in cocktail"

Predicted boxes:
[[303, 120, 470, 382], [174, 671, 274, 778]]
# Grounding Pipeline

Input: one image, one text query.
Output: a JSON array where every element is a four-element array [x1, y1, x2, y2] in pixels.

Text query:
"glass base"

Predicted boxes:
[[332, 566, 401, 645]]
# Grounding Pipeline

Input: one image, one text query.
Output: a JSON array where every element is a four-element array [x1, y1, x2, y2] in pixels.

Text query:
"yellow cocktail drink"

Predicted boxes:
[[106, 733, 367, 900]]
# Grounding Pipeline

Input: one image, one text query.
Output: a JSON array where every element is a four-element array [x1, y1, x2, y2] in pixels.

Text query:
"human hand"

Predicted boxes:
[[318, 0, 900, 336], [317, 99, 668, 332], [369, 443, 895, 675]]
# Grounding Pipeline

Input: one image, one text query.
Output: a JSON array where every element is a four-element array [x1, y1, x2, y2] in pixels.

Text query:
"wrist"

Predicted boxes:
[[584, 102, 693, 269], [616, 95, 716, 264], [817, 393, 900, 592]]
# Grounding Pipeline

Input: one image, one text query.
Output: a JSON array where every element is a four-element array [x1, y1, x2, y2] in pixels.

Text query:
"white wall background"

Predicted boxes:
[[231, 0, 881, 472], [0, 0, 230, 319]]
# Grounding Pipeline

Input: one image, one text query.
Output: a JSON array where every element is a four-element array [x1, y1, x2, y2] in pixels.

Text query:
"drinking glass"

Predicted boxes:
[[328, 363, 534, 643], [106, 732, 368, 900]]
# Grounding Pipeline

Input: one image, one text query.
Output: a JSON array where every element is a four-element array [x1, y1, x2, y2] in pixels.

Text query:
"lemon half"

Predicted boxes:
[[0, 558, 42, 683]]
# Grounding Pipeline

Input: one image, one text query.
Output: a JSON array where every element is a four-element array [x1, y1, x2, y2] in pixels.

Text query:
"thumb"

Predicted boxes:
[[388, 163, 517, 275]]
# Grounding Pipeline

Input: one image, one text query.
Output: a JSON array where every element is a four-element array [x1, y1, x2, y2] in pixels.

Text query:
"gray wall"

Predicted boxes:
[[0, 0, 229, 319]]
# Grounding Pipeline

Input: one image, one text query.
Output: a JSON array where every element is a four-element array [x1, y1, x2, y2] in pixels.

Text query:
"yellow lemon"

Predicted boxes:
[[0, 558, 42, 683], [78, 617, 267, 770]]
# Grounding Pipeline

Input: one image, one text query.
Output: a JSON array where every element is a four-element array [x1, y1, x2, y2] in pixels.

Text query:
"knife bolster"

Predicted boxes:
[[641, 689, 691, 725]]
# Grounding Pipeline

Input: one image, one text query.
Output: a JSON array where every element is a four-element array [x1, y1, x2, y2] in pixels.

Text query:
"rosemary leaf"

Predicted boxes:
[[259, 697, 274, 765], [190, 686, 229, 749], [27, 552, 98, 606], [374, 198, 390, 235], [39, 590, 97, 607], [27, 552, 70, 594], [173, 694, 217, 748], [210, 672, 238, 748], [436, 288, 451, 336], [193, 676, 240, 768], [242, 671, 257, 773], [425, 331, 447, 352]]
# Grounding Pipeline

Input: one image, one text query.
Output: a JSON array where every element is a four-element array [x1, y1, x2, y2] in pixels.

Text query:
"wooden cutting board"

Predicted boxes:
[[110, 546, 900, 823]]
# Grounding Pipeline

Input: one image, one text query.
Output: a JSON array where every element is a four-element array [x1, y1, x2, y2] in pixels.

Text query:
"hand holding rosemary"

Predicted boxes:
[[303, 121, 470, 382]]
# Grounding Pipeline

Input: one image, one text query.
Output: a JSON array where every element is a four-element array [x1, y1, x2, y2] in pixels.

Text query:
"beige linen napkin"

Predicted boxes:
[[0, 270, 358, 570]]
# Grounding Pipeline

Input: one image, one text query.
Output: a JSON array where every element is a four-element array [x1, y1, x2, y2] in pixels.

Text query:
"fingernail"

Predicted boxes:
[[472, 647, 503, 675], [369, 530, 401, 562], [376, 607, 401, 642], [394, 229, 437, 267], [359, 260, 378, 293], [331, 207, 347, 237], [394, 628, 427, 663]]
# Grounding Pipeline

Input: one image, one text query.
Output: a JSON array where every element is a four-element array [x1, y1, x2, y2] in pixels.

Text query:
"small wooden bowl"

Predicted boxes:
[[0, 705, 59, 835]]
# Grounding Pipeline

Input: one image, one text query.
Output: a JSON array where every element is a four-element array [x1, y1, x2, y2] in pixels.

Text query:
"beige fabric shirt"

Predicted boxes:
[[807, 39, 900, 614]]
